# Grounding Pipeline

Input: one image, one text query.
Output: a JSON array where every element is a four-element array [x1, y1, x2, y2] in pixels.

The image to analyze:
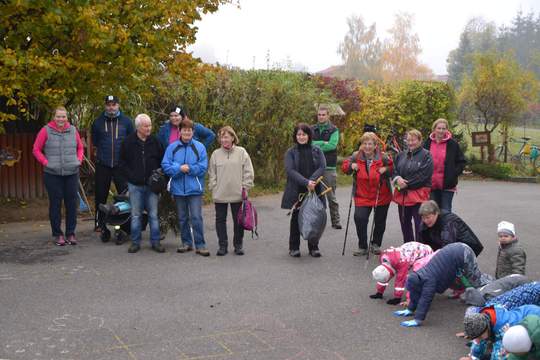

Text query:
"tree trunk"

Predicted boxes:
[[502, 123, 509, 163]]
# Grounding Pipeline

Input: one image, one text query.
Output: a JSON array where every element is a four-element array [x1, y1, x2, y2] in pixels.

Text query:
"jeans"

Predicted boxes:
[[174, 195, 206, 249], [398, 203, 422, 243], [323, 169, 341, 226], [43, 172, 79, 237], [215, 202, 244, 251], [289, 209, 319, 251], [430, 190, 455, 213], [95, 163, 127, 230], [353, 205, 390, 249], [128, 183, 160, 246]]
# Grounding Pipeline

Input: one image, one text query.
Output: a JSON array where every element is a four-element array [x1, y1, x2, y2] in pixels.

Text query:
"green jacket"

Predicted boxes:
[[311, 122, 339, 170], [508, 315, 540, 360]]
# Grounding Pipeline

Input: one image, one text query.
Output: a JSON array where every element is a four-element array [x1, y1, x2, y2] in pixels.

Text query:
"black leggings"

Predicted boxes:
[[353, 204, 390, 249]]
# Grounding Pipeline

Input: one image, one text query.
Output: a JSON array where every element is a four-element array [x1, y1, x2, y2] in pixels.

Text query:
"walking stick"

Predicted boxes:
[[341, 171, 356, 256]]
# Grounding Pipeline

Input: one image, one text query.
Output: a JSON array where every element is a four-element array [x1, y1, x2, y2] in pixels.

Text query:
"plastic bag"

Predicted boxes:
[[298, 192, 327, 242]]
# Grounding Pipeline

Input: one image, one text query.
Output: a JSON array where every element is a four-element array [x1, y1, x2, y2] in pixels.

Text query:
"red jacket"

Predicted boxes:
[[342, 149, 393, 207]]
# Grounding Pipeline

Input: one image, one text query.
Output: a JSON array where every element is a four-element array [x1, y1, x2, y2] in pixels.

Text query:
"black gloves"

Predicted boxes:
[[369, 293, 383, 299], [386, 298, 402, 305]]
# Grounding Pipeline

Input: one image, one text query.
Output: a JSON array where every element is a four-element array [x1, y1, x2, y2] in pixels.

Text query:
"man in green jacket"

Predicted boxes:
[[312, 106, 341, 229], [503, 315, 540, 359]]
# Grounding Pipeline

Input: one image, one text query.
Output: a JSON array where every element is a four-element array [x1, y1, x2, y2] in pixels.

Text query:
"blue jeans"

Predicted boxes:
[[174, 195, 206, 249], [128, 183, 160, 246], [43, 172, 79, 237], [430, 190, 454, 213]]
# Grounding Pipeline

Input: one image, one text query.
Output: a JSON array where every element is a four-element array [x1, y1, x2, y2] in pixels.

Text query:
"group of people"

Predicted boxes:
[[33, 96, 254, 256]]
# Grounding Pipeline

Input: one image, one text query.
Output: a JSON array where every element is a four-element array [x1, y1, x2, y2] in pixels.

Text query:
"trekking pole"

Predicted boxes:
[[341, 172, 356, 256], [366, 177, 382, 261]]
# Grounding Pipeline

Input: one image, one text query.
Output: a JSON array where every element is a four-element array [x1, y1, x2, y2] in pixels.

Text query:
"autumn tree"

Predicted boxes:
[[381, 13, 434, 82], [0, 0, 232, 130], [337, 15, 382, 82], [458, 52, 538, 161]]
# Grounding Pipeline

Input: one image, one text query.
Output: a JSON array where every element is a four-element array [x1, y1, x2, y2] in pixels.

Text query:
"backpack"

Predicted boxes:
[[237, 188, 258, 238]]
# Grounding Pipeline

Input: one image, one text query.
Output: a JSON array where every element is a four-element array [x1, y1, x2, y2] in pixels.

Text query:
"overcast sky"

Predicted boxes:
[[189, 0, 540, 75]]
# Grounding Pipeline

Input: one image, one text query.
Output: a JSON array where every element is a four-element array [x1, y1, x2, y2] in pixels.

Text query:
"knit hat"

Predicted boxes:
[[503, 325, 532, 354], [498, 221, 516, 237], [463, 313, 490, 339], [372, 264, 395, 283]]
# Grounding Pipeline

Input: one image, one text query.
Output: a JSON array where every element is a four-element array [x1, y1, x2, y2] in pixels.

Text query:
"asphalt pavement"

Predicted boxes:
[[0, 180, 539, 360]]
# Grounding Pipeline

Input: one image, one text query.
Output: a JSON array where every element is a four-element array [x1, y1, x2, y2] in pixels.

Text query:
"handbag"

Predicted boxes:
[[147, 168, 169, 194], [237, 188, 258, 238]]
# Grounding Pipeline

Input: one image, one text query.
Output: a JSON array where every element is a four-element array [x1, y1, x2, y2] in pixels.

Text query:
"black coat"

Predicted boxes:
[[119, 133, 164, 186], [423, 137, 466, 189], [281, 145, 326, 209], [419, 211, 484, 256], [392, 147, 433, 189]]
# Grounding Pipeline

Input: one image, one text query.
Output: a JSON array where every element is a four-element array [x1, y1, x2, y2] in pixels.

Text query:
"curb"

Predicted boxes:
[[508, 176, 540, 184]]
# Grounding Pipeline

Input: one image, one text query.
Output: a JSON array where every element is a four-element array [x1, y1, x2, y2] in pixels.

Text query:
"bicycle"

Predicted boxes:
[[496, 137, 540, 173]]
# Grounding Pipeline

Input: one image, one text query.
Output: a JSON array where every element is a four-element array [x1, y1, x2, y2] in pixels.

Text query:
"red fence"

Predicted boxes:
[[0, 132, 93, 200], [0, 133, 45, 199]]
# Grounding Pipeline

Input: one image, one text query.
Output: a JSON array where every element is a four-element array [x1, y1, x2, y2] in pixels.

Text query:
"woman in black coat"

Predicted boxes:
[[423, 118, 466, 212], [281, 123, 326, 258]]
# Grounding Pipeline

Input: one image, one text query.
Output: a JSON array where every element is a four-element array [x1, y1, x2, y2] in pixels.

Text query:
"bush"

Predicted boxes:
[[469, 163, 514, 179]]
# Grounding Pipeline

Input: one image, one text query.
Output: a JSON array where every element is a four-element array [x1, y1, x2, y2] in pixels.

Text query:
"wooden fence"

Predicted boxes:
[[0, 132, 93, 200]]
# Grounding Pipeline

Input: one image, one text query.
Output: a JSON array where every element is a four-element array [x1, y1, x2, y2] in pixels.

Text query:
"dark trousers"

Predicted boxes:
[[289, 209, 319, 251], [398, 203, 422, 243], [354, 204, 390, 249], [43, 172, 79, 237], [430, 190, 455, 213], [94, 163, 127, 229], [215, 202, 244, 251]]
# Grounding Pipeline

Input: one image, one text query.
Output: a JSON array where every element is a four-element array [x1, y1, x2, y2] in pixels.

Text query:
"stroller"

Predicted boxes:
[[98, 193, 147, 245]]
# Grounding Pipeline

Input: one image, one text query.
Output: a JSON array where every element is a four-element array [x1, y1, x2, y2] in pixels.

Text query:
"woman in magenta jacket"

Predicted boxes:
[[423, 118, 466, 213], [33, 106, 84, 245]]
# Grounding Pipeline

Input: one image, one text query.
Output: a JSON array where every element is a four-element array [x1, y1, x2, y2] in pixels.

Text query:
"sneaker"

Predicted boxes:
[[67, 235, 77, 245], [151, 243, 166, 253], [100, 228, 111, 243], [55, 235, 66, 246], [332, 224, 343, 230], [352, 248, 368, 256], [196, 248, 210, 257], [128, 244, 140, 253], [309, 250, 322, 258], [176, 245, 193, 253], [371, 244, 381, 255], [216, 248, 228, 256], [234, 248, 245, 256], [289, 250, 301, 257]]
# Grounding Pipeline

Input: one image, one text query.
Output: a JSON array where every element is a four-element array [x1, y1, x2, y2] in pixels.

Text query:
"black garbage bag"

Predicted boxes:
[[298, 192, 327, 242]]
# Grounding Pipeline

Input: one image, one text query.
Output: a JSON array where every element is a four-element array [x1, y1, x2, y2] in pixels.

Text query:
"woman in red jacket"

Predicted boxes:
[[342, 132, 393, 256]]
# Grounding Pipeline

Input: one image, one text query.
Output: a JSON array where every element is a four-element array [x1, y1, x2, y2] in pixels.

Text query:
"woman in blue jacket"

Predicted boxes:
[[162, 118, 209, 256], [157, 105, 215, 149]]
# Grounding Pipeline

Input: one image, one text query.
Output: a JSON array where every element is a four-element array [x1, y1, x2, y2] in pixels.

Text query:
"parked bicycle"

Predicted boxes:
[[495, 136, 540, 173]]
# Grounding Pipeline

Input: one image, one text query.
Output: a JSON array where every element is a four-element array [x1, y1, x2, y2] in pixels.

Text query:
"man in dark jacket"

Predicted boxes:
[[418, 200, 484, 256], [394, 243, 492, 327], [119, 114, 164, 253], [92, 95, 134, 238]]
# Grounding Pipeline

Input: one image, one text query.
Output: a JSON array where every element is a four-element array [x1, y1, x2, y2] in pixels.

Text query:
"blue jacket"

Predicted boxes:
[[470, 305, 540, 360], [157, 121, 216, 149], [407, 243, 468, 321], [92, 111, 134, 167], [162, 139, 208, 196]]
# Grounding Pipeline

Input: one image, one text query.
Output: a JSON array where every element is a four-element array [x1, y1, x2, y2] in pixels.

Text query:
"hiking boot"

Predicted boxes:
[[371, 244, 381, 255], [216, 248, 228, 256], [177, 245, 193, 253], [55, 235, 66, 246], [100, 228, 111, 243], [196, 248, 210, 257], [151, 243, 166, 253], [234, 248, 245, 256], [128, 244, 140, 253], [309, 250, 322, 258], [332, 224, 342, 230], [289, 250, 301, 258], [67, 235, 77, 245], [352, 248, 368, 256]]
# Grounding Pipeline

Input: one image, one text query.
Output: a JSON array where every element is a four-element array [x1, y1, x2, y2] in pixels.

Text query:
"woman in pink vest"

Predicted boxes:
[[423, 118, 466, 213], [33, 107, 84, 245]]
